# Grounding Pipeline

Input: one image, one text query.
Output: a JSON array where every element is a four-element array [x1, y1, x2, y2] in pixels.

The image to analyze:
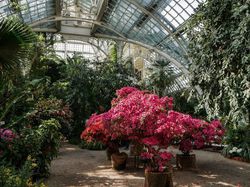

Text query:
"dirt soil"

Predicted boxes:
[[45, 142, 250, 187]]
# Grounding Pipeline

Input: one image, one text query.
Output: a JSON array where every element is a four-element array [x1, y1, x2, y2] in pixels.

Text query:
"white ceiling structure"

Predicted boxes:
[[0, 0, 205, 91]]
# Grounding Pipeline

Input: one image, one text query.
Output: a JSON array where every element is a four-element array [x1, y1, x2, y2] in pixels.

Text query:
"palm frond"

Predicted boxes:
[[0, 17, 37, 77]]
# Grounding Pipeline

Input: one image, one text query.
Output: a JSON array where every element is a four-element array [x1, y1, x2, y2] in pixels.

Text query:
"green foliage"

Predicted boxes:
[[144, 60, 179, 97], [29, 54, 65, 83], [27, 98, 72, 138], [0, 157, 46, 187], [0, 78, 50, 126], [109, 42, 118, 63], [34, 119, 61, 177], [79, 140, 106, 150], [0, 79, 48, 124], [0, 17, 37, 80], [187, 0, 250, 126], [172, 89, 207, 118], [0, 119, 62, 178], [222, 124, 250, 161], [0, 18, 64, 183], [60, 55, 139, 140]]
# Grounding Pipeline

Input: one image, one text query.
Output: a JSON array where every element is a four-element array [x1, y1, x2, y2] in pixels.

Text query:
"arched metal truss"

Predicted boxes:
[[29, 16, 189, 74], [0, 0, 205, 92], [0, 0, 204, 73]]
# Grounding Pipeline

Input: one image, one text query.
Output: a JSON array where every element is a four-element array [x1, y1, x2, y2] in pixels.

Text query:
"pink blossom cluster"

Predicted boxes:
[[111, 87, 139, 107], [0, 128, 16, 142], [80, 113, 111, 144], [106, 88, 174, 141], [81, 87, 225, 172], [141, 137, 173, 172], [163, 111, 225, 154]]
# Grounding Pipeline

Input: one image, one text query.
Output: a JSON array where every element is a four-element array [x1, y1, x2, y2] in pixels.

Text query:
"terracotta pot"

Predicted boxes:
[[144, 170, 173, 187], [106, 147, 119, 161], [111, 152, 128, 170], [176, 154, 196, 170]]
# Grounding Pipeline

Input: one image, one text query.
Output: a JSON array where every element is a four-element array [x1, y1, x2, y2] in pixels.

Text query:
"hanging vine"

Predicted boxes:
[[187, 0, 250, 126]]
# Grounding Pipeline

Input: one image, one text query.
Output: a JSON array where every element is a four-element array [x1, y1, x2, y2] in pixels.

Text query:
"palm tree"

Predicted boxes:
[[0, 17, 37, 80], [0, 17, 37, 123], [145, 60, 180, 96]]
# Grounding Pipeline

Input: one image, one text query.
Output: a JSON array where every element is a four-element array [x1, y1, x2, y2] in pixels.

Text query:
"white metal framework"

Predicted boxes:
[[0, 0, 205, 90]]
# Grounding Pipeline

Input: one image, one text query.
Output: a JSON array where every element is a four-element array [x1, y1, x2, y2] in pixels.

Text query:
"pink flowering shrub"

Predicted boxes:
[[165, 111, 225, 154], [106, 89, 173, 141], [141, 136, 173, 172], [111, 86, 139, 107], [81, 87, 225, 172], [80, 113, 110, 145]]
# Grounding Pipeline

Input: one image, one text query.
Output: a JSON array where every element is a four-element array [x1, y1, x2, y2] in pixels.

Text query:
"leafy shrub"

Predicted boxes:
[[0, 119, 61, 178], [0, 157, 46, 187], [62, 56, 139, 140], [79, 140, 105, 150], [33, 119, 61, 178], [27, 98, 72, 139], [222, 124, 250, 161]]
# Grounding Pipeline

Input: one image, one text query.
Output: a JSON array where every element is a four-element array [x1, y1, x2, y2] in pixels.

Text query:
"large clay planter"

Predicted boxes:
[[106, 147, 119, 161], [176, 154, 196, 170], [111, 152, 128, 170], [144, 170, 173, 187]]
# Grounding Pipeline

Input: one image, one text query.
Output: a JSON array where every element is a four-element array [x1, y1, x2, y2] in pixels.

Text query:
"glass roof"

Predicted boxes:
[[0, 0, 204, 75]]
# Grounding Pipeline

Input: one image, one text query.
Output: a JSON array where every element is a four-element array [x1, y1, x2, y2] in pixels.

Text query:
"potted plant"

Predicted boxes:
[[111, 152, 128, 170], [171, 112, 225, 170], [141, 136, 174, 187], [103, 87, 174, 171], [80, 113, 119, 160]]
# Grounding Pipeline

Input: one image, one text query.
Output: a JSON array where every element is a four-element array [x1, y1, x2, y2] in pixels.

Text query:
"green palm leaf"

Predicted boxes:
[[0, 17, 37, 77]]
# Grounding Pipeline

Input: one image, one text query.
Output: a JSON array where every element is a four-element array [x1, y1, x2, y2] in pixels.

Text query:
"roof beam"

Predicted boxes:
[[55, 0, 62, 31], [91, 0, 108, 34], [126, 0, 188, 56], [29, 16, 189, 75], [87, 40, 108, 57], [30, 16, 126, 39], [94, 33, 189, 75]]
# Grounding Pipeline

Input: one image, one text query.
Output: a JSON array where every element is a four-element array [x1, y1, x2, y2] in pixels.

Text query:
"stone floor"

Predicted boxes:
[[45, 143, 250, 187]]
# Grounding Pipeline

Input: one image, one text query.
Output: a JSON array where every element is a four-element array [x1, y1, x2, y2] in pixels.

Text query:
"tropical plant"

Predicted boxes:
[[144, 60, 179, 97], [0, 118, 61, 178], [222, 124, 250, 161], [0, 157, 46, 187], [62, 55, 139, 140], [187, 0, 249, 126], [27, 98, 72, 138], [0, 17, 36, 80]]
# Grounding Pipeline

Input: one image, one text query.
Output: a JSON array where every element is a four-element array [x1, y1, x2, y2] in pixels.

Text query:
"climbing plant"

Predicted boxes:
[[187, 0, 250, 127]]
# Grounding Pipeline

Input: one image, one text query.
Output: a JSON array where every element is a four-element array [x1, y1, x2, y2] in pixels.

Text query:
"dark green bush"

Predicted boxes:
[[27, 98, 73, 139], [0, 119, 62, 178], [79, 140, 106, 150], [222, 124, 250, 161], [0, 157, 46, 187]]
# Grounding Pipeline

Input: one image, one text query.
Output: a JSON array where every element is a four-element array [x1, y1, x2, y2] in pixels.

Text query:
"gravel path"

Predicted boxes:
[[45, 143, 250, 187]]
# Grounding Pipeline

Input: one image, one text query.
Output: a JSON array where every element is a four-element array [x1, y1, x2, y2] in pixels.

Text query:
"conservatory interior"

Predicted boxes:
[[0, 0, 249, 187]]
